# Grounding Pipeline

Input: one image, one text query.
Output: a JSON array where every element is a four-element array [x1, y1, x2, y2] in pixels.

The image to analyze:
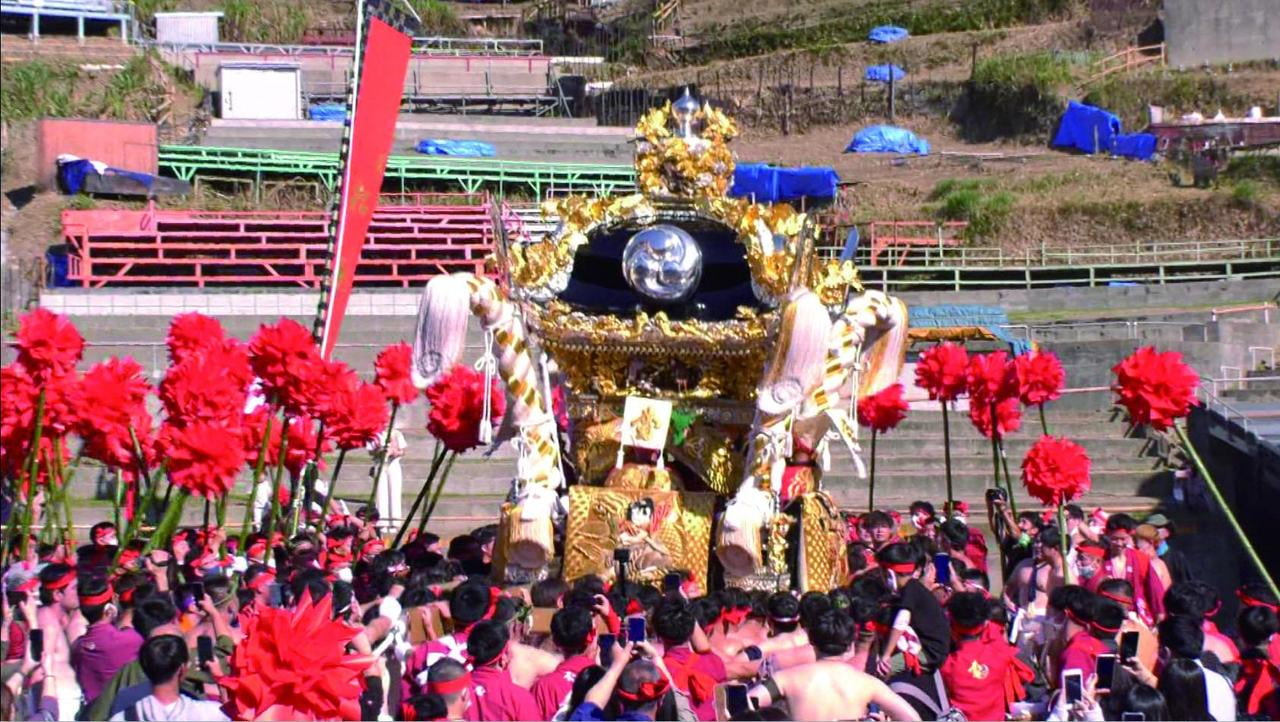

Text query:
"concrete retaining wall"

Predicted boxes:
[[1165, 0, 1280, 67]]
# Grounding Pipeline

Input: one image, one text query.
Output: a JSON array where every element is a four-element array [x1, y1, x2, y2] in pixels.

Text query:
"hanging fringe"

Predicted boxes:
[[475, 328, 497, 445]]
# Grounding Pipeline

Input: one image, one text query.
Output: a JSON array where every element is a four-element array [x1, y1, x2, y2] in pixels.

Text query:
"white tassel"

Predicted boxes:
[[475, 328, 497, 445]]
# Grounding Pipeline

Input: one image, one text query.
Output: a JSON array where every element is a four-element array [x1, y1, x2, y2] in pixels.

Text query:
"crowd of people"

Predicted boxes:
[[2, 493, 1277, 722]]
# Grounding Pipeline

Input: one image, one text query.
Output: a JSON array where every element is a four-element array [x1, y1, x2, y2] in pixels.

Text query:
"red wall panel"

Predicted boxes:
[[37, 119, 158, 190]]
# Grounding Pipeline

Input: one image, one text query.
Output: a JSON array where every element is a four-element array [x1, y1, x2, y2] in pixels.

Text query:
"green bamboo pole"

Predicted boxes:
[[420, 452, 457, 532], [367, 403, 400, 510], [53, 438, 75, 546], [142, 489, 191, 554], [1056, 501, 1074, 585], [1038, 403, 1050, 436], [19, 390, 48, 558], [1174, 422, 1278, 600], [941, 400, 954, 514], [867, 429, 877, 513], [392, 441, 445, 548], [318, 448, 348, 518], [238, 409, 276, 549], [1000, 448, 1019, 517], [267, 416, 293, 535]]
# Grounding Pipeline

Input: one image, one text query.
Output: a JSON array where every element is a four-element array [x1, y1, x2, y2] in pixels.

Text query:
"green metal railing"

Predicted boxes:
[[861, 256, 1280, 292], [157, 145, 637, 199]]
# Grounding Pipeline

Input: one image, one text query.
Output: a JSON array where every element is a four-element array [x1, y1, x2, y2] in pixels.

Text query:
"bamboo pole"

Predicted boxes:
[[1174, 422, 1278, 599]]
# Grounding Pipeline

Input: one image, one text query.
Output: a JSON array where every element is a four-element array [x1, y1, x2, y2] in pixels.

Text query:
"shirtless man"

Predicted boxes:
[[1003, 526, 1068, 619], [743, 592, 816, 671], [37, 563, 85, 720], [746, 609, 920, 721]]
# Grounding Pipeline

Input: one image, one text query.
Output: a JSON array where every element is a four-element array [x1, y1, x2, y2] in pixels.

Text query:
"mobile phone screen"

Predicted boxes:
[[29, 629, 44, 660], [663, 573, 682, 593], [599, 633, 616, 665], [627, 616, 646, 644], [933, 554, 951, 585], [1121, 713, 1145, 721], [1096, 654, 1117, 691], [191, 582, 205, 601], [725, 684, 750, 718], [1064, 671, 1084, 704], [197, 635, 214, 664], [268, 583, 284, 608], [1120, 631, 1140, 661], [1007, 608, 1025, 645]]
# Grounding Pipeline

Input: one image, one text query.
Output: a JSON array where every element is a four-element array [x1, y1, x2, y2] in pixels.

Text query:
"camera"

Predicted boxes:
[[985, 488, 1008, 504], [613, 548, 632, 563]]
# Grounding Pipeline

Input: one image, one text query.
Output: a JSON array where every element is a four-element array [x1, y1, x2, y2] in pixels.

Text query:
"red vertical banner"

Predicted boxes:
[[316, 14, 412, 359]]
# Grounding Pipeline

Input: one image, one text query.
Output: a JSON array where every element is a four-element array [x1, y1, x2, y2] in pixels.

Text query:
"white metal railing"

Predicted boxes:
[[1000, 320, 1208, 344], [1195, 378, 1277, 438]]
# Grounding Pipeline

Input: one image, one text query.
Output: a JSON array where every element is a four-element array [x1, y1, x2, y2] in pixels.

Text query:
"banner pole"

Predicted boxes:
[[312, 0, 367, 355]]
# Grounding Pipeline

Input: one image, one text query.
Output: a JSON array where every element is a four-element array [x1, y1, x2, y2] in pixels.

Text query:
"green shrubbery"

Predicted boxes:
[[964, 51, 1074, 139], [0, 53, 192, 123], [929, 179, 1015, 239], [405, 0, 467, 36], [687, 0, 1074, 64]]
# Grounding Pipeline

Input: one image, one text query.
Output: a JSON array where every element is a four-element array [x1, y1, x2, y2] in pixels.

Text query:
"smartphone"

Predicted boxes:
[[29, 629, 44, 661], [599, 633, 616, 666], [1120, 631, 1140, 661], [933, 553, 951, 585], [1096, 654, 1117, 692], [743, 645, 763, 662], [627, 616, 647, 644], [1064, 669, 1084, 704], [724, 684, 750, 718], [663, 572, 682, 593], [197, 635, 214, 664], [1121, 713, 1145, 721], [1006, 608, 1026, 646], [267, 583, 284, 608], [191, 582, 205, 602]]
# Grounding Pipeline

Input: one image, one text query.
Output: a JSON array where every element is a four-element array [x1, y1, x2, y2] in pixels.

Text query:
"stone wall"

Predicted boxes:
[[1164, 0, 1280, 67]]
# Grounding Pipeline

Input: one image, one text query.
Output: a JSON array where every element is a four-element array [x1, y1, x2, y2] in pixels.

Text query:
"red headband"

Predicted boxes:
[[884, 562, 917, 574], [116, 548, 141, 568], [119, 586, 137, 605], [247, 539, 268, 557], [1099, 590, 1133, 607], [1065, 609, 1089, 628], [719, 607, 750, 627], [42, 568, 76, 591], [484, 587, 503, 620], [1079, 545, 1107, 559], [1091, 619, 1122, 635], [1237, 589, 1280, 612], [93, 527, 115, 544], [246, 570, 276, 591], [428, 673, 473, 695], [615, 676, 671, 704], [625, 599, 644, 616], [951, 621, 986, 637], [82, 585, 114, 606], [361, 539, 386, 556]]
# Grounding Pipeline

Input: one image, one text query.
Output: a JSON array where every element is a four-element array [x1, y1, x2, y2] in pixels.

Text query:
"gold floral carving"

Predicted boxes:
[[563, 486, 714, 585], [798, 492, 849, 592], [812, 259, 865, 306], [634, 102, 739, 200], [670, 423, 743, 496]]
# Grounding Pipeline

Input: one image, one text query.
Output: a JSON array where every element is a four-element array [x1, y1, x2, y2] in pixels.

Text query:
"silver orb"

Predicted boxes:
[[622, 225, 703, 302], [672, 88, 700, 140]]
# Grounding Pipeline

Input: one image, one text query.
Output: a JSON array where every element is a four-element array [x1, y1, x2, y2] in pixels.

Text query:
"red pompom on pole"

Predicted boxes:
[[1014, 348, 1065, 435], [857, 383, 909, 512], [1112, 347, 1277, 600], [1022, 434, 1091, 584], [914, 342, 970, 513]]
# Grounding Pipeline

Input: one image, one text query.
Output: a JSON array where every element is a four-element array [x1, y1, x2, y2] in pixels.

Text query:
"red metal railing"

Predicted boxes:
[[867, 221, 968, 267], [63, 196, 497, 288]]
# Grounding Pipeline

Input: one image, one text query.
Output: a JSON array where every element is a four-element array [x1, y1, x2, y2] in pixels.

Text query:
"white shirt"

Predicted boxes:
[[1199, 661, 1237, 721], [108, 695, 230, 722]]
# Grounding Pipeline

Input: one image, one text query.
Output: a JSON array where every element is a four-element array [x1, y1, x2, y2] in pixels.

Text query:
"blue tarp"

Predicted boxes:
[[845, 125, 930, 155], [1051, 100, 1120, 154], [415, 139, 496, 157], [309, 103, 346, 121], [908, 304, 1031, 355], [864, 64, 906, 83], [57, 159, 155, 195], [1111, 132, 1156, 161], [729, 163, 839, 203], [868, 25, 909, 43], [1052, 101, 1156, 161]]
